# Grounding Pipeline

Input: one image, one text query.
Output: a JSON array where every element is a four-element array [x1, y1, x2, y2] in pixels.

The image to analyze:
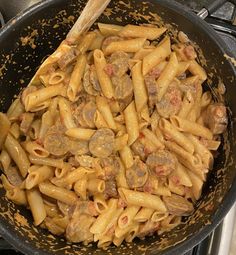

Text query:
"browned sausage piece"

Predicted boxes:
[[131, 139, 146, 161], [44, 124, 70, 156], [82, 101, 97, 128], [73, 102, 86, 127], [144, 75, 158, 108], [163, 194, 194, 216], [72, 201, 98, 218], [104, 179, 118, 199], [99, 157, 120, 180], [109, 51, 130, 77], [66, 214, 95, 243], [204, 103, 228, 135], [112, 74, 133, 110], [83, 65, 101, 96], [90, 65, 101, 92], [146, 150, 177, 177], [57, 201, 74, 217], [126, 157, 149, 189], [4, 166, 23, 187], [89, 128, 115, 158], [156, 83, 182, 118], [137, 221, 160, 238]]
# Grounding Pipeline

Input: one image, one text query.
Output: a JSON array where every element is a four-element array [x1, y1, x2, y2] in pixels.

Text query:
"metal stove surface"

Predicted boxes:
[[0, 1, 236, 255]]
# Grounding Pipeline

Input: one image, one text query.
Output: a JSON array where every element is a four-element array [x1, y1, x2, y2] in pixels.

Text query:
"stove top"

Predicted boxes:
[[0, 1, 236, 255]]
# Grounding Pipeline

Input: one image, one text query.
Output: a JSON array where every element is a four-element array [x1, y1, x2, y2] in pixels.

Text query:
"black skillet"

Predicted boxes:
[[0, 0, 236, 254]]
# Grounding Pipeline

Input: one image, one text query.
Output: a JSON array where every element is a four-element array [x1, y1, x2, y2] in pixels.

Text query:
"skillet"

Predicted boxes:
[[0, 0, 236, 254]]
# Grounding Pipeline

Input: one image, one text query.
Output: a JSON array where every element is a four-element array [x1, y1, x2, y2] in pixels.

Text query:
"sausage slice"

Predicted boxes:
[[89, 128, 115, 158], [126, 157, 149, 189]]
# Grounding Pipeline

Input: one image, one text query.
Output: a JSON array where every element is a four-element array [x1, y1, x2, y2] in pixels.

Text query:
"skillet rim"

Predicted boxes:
[[0, 0, 236, 254]]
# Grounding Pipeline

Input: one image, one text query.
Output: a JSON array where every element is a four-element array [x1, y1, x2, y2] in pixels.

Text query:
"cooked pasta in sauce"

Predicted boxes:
[[0, 22, 228, 249]]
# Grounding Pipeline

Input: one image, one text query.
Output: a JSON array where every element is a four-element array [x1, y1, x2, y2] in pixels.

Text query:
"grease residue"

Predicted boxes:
[[20, 29, 38, 49]]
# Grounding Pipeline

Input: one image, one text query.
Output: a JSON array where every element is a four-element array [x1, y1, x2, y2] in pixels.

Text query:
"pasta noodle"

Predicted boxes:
[[26, 188, 46, 226], [124, 101, 139, 145], [5, 134, 30, 178], [119, 24, 166, 40], [0, 113, 11, 149]]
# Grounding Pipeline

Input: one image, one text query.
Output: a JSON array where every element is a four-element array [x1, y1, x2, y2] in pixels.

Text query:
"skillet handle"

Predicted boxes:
[[198, 0, 236, 19]]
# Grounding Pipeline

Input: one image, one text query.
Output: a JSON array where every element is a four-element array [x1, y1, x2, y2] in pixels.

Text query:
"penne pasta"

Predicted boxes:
[[7, 98, 25, 121], [94, 49, 114, 99], [96, 96, 117, 130], [67, 54, 87, 102], [90, 199, 118, 234], [29, 155, 64, 169], [151, 212, 168, 223], [58, 97, 76, 129], [98, 23, 123, 36], [188, 60, 207, 82], [104, 38, 146, 55], [178, 91, 194, 118], [119, 25, 166, 40], [24, 141, 50, 158], [0, 150, 11, 172], [134, 207, 154, 223], [77, 32, 96, 54], [186, 134, 214, 169], [25, 166, 54, 189], [5, 134, 30, 178], [6, 188, 27, 206], [39, 182, 78, 205], [143, 36, 171, 75], [124, 101, 139, 145], [131, 61, 148, 113], [87, 178, 105, 194], [164, 140, 204, 179], [156, 52, 179, 101], [159, 118, 194, 154], [94, 194, 108, 214], [24, 84, 64, 111], [26, 188, 46, 226], [119, 145, 134, 169], [141, 128, 164, 149], [188, 171, 203, 200], [74, 178, 87, 200], [0, 113, 11, 149], [118, 205, 140, 229], [114, 134, 129, 151], [170, 116, 213, 140], [66, 128, 96, 140], [118, 188, 167, 212]]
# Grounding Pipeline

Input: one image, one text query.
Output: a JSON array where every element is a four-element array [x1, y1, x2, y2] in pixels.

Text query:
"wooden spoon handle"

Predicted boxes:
[[67, 0, 111, 43]]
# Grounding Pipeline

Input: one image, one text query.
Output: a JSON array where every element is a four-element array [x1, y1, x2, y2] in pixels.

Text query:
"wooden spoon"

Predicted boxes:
[[29, 0, 111, 86], [67, 0, 111, 44]]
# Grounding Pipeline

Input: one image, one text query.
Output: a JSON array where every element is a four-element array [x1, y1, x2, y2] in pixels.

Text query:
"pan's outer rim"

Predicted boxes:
[[0, 0, 236, 255]]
